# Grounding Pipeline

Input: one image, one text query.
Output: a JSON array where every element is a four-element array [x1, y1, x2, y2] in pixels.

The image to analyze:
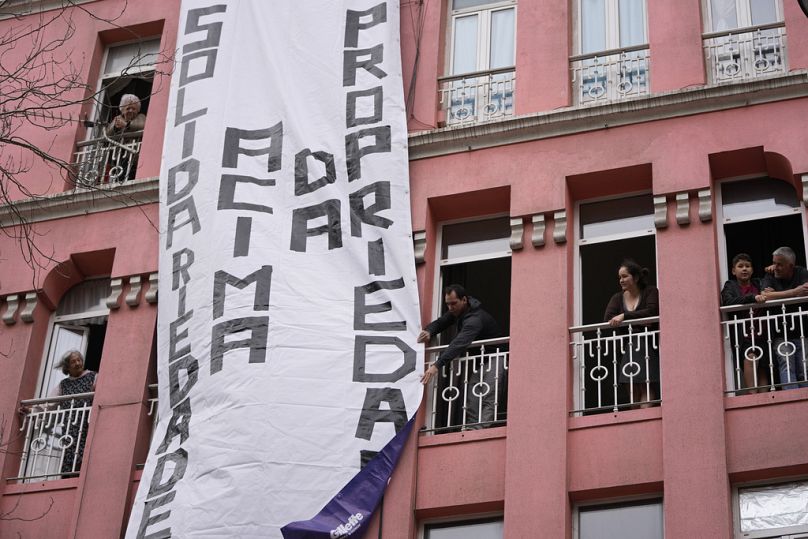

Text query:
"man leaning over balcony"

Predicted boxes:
[[760, 246, 808, 389], [419, 284, 503, 428]]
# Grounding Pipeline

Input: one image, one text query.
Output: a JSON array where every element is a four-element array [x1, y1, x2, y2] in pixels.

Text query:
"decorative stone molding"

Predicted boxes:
[[145, 273, 159, 304], [0, 177, 159, 228], [126, 276, 142, 307], [802, 174, 808, 205], [413, 231, 426, 265], [698, 189, 712, 222], [106, 278, 124, 310], [509, 218, 524, 251], [552, 211, 567, 244], [654, 196, 668, 229], [20, 292, 38, 323], [408, 73, 808, 160], [2, 295, 20, 325], [675, 193, 690, 225], [531, 214, 546, 247]]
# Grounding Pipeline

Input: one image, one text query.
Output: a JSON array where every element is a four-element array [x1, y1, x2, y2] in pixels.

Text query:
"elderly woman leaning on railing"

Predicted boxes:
[[721, 296, 808, 394], [422, 336, 509, 434]]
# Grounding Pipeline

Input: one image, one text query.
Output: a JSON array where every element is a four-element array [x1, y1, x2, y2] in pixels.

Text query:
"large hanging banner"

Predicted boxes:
[[126, 2, 422, 537]]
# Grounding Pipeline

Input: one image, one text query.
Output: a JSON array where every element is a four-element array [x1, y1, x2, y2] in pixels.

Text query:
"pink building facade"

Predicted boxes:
[[1, 1, 807, 538]]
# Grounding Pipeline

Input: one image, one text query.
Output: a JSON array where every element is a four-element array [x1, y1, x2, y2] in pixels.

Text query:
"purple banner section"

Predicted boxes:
[[281, 417, 415, 539]]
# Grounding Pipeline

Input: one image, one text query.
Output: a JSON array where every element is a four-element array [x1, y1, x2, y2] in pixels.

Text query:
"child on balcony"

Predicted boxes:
[[721, 253, 768, 393]]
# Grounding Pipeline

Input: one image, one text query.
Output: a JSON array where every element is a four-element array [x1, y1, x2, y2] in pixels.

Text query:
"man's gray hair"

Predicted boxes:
[[773, 246, 796, 264], [119, 94, 141, 112]]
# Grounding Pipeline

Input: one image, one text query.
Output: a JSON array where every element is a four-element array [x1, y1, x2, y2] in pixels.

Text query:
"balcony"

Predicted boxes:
[[438, 68, 515, 126], [703, 23, 787, 85], [423, 337, 509, 434], [722, 297, 808, 394], [72, 131, 142, 186], [13, 392, 94, 482], [569, 317, 660, 414], [570, 46, 650, 106]]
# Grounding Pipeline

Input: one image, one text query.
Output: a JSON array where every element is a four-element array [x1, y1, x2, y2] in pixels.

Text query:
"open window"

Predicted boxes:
[[717, 177, 807, 393], [440, 0, 516, 125], [74, 38, 161, 185], [425, 216, 511, 432], [16, 279, 110, 482], [572, 194, 659, 412]]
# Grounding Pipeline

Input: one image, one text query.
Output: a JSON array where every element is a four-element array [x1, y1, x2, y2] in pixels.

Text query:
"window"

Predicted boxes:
[[717, 178, 807, 394], [572, 194, 659, 412], [74, 38, 161, 185], [425, 517, 504, 539], [425, 216, 511, 432], [703, 0, 785, 83], [16, 279, 110, 482], [575, 499, 663, 539], [440, 0, 516, 124], [572, 0, 649, 104], [735, 480, 808, 538]]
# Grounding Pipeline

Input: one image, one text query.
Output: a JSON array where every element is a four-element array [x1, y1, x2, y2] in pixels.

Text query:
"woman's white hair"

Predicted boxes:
[[119, 94, 141, 112], [55, 349, 84, 375]]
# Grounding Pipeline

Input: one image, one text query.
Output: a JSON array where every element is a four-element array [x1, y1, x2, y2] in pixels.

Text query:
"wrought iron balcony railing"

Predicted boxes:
[[569, 317, 660, 414], [703, 23, 787, 84], [438, 68, 515, 126], [13, 392, 94, 482], [722, 297, 808, 394], [570, 45, 650, 106], [423, 337, 509, 434], [73, 130, 142, 186]]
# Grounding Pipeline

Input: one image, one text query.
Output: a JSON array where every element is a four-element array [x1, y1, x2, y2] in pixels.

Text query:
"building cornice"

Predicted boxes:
[[0, 177, 159, 227], [0, 0, 97, 20], [407, 72, 808, 160]]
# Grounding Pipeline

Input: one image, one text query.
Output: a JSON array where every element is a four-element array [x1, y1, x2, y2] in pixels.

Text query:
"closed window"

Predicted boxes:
[[705, 0, 781, 32], [425, 517, 504, 539], [735, 480, 808, 537], [577, 0, 647, 55], [576, 499, 663, 539]]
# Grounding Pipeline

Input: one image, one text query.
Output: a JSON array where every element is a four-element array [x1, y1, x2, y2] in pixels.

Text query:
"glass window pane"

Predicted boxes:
[[41, 325, 87, 396], [452, 15, 479, 74], [579, 195, 655, 240], [582, 0, 607, 54], [104, 39, 161, 76], [721, 178, 799, 220], [750, 0, 778, 25], [425, 518, 504, 539], [489, 8, 515, 69], [453, 0, 502, 9], [579, 501, 663, 539], [619, 0, 646, 47], [739, 481, 808, 532], [710, 0, 738, 31], [441, 217, 511, 260]]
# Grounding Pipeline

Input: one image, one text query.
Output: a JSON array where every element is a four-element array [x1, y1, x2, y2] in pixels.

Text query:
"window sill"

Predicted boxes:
[[3, 476, 80, 493], [568, 406, 662, 431], [419, 425, 506, 447], [725, 386, 808, 410]]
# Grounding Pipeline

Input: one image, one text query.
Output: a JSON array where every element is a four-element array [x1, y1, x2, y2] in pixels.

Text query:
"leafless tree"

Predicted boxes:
[[0, 0, 171, 277]]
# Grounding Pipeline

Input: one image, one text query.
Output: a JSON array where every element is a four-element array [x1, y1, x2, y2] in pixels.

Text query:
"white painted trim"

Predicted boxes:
[[676, 192, 691, 225]]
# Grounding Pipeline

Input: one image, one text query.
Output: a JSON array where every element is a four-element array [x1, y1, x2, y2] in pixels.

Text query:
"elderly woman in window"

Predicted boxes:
[[105, 93, 146, 136], [51, 350, 98, 476]]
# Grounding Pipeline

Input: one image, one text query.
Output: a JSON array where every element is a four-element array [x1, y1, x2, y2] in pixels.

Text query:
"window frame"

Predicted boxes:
[[574, 0, 649, 56], [732, 477, 808, 538], [446, 0, 517, 77], [86, 36, 162, 140], [572, 496, 664, 539], [420, 513, 504, 539], [702, 0, 783, 33]]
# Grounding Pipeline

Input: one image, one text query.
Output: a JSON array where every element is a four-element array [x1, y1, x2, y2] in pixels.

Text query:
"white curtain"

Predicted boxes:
[[489, 8, 515, 69], [619, 0, 646, 47], [452, 14, 479, 74], [711, 0, 739, 31], [582, 0, 607, 54]]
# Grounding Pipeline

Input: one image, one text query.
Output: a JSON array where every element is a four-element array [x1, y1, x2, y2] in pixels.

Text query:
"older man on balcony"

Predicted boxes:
[[760, 246, 808, 389]]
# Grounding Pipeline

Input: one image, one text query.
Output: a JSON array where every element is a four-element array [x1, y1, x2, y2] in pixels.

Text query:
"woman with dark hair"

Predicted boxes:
[[604, 260, 660, 406]]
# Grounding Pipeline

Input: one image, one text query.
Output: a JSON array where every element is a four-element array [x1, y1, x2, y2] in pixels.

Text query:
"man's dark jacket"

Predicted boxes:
[[424, 297, 500, 368]]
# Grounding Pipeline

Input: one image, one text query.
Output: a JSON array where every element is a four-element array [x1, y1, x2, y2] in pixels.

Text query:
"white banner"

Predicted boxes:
[[126, 2, 422, 537]]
